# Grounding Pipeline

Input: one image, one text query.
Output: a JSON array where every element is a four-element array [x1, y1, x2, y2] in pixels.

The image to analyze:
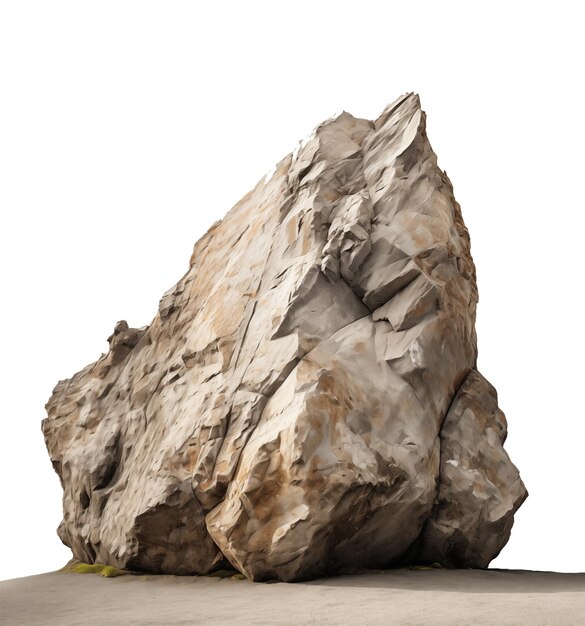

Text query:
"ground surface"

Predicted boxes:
[[1, 569, 584, 625]]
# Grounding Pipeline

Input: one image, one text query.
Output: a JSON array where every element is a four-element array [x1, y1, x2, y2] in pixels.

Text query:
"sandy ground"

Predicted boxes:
[[1, 568, 584, 626]]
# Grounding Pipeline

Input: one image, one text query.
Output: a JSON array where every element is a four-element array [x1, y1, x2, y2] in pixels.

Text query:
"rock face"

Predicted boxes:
[[43, 93, 527, 581]]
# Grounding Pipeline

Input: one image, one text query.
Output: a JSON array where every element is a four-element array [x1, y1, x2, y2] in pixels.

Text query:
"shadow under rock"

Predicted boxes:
[[302, 568, 585, 594]]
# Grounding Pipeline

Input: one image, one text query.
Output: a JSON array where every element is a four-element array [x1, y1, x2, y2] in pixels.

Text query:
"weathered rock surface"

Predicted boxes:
[[43, 93, 527, 581], [415, 370, 527, 568]]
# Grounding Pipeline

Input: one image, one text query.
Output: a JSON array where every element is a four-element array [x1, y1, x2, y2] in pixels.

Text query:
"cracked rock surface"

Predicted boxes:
[[43, 93, 527, 581]]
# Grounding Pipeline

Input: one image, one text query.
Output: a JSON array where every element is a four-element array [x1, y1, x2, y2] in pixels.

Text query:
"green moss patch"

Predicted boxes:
[[63, 561, 126, 578]]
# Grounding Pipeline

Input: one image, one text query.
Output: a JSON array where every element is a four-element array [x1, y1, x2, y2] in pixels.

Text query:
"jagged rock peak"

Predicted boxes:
[[43, 93, 527, 581]]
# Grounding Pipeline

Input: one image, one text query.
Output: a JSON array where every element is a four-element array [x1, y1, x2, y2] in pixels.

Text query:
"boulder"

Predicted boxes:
[[43, 93, 527, 581]]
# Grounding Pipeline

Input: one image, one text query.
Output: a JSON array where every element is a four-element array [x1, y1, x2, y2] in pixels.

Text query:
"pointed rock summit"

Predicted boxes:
[[43, 94, 527, 581]]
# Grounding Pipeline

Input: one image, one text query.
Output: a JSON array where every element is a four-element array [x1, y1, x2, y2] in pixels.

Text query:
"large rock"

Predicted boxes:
[[43, 93, 527, 581]]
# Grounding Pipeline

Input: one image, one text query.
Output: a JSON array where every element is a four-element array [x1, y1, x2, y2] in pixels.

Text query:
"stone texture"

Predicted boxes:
[[42, 93, 527, 582], [414, 370, 527, 568]]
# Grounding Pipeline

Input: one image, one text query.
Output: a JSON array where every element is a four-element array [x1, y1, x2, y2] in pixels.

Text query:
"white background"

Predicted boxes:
[[1, 1, 583, 582]]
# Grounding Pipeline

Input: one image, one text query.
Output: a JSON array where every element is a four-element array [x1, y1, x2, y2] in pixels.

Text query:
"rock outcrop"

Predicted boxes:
[[43, 93, 527, 581]]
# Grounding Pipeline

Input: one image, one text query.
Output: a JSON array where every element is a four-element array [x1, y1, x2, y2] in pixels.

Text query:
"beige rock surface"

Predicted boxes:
[[415, 370, 527, 567], [42, 93, 527, 581]]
